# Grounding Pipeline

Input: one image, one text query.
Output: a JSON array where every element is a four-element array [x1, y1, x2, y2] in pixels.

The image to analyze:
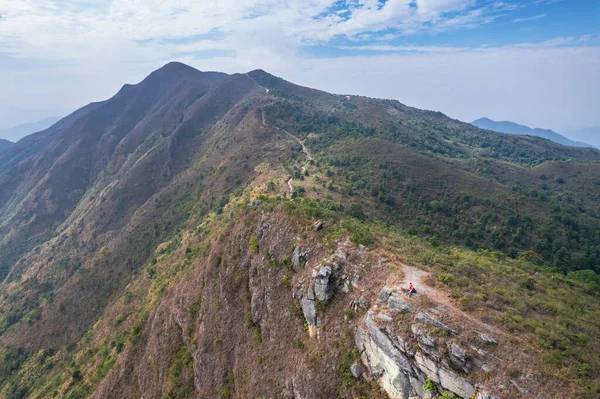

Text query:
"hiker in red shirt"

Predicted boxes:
[[408, 282, 414, 297]]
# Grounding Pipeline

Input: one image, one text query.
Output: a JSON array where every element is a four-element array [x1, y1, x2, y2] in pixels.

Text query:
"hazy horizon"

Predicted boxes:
[[1, 0, 599, 135]]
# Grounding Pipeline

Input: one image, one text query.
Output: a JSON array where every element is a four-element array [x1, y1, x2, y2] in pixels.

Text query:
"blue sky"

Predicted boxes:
[[0, 0, 599, 137]]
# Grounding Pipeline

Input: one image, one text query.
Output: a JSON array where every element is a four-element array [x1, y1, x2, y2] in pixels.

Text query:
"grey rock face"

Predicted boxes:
[[350, 363, 363, 378], [509, 379, 530, 394], [356, 313, 415, 398], [301, 298, 318, 326], [438, 367, 476, 399], [411, 325, 440, 362], [255, 223, 269, 238], [377, 287, 392, 303], [447, 342, 470, 373], [332, 248, 347, 261], [377, 313, 393, 323], [314, 266, 332, 302], [291, 246, 308, 271], [414, 312, 458, 335], [356, 309, 490, 399], [414, 351, 440, 383], [250, 289, 265, 325], [475, 331, 497, 345], [358, 295, 369, 309], [388, 293, 411, 313]]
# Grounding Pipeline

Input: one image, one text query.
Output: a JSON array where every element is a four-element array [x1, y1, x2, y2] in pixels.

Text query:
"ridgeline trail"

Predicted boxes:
[[246, 73, 313, 197]]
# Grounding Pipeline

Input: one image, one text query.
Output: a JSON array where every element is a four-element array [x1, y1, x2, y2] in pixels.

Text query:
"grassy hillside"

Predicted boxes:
[[0, 63, 599, 398], [1, 196, 598, 398]]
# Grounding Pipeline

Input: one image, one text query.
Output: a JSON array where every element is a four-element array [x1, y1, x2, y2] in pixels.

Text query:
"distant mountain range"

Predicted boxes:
[[0, 139, 13, 152], [565, 126, 600, 149], [471, 117, 595, 149], [0, 116, 62, 142]]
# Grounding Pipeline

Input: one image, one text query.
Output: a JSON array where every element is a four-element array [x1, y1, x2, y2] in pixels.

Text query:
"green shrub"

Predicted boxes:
[[294, 338, 305, 349], [168, 346, 195, 398], [439, 273, 454, 285], [342, 218, 374, 247], [423, 378, 437, 393], [187, 297, 202, 318], [249, 236, 260, 254]]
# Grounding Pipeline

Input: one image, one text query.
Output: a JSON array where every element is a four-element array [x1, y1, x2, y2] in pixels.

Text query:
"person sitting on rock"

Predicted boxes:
[[407, 282, 415, 297]]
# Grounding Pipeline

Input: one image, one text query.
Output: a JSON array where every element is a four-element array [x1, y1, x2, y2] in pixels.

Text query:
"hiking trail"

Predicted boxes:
[[246, 74, 313, 197], [399, 263, 507, 339]]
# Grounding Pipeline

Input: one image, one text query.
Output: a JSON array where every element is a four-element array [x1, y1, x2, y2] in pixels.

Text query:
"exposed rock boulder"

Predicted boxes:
[[247, 199, 263, 208], [475, 331, 497, 345], [414, 312, 458, 335], [439, 367, 476, 399], [255, 222, 269, 238], [355, 312, 417, 398], [250, 289, 265, 325], [331, 248, 347, 261], [388, 293, 411, 313], [291, 246, 308, 271], [350, 363, 363, 378], [356, 309, 482, 399], [446, 342, 470, 373], [411, 325, 441, 362], [414, 351, 440, 383], [314, 266, 332, 302], [377, 287, 392, 303], [377, 313, 393, 323], [301, 298, 318, 327]]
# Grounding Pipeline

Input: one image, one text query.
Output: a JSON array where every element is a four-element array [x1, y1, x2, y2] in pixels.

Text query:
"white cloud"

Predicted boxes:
[[0, 0, 598, 132], [513, 13, 547, 23], [415, 0, 474, 15]]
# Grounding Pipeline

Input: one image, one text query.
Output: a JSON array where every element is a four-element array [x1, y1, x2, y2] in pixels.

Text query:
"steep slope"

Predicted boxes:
[[0, 116, 62, 142], [0, 63, 599, 399], [0, 139, 13, 152], [472, 117, 593, 148]]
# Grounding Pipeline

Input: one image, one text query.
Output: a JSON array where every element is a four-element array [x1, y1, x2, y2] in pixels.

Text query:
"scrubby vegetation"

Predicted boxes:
[[0, 64, 599, 398]]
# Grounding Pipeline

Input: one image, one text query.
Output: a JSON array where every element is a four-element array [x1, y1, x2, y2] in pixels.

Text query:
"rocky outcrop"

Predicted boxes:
[[301, 297, 318, 327], [292, 246, 308, 271], [356, 308, 486, 399], [314, 266, 332, 302], [356, 312, 414, 398], [447, 341, 471, 373], [388, 293, 411, 313], [414, 312, 457, 335], [313, 221, 324, 231]]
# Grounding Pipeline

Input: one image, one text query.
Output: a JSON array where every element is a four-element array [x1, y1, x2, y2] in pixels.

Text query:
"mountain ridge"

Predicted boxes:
[[0, 62, 599, 398], [0, 116, 62, 142], [566, 125, 600, 148], [471, 117, 595, 148]]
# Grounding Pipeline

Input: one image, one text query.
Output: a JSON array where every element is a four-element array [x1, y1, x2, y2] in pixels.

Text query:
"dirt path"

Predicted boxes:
[[401, 264, 433, 294], [399, 263, 507, 338], [246, 74, 313, 197]]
